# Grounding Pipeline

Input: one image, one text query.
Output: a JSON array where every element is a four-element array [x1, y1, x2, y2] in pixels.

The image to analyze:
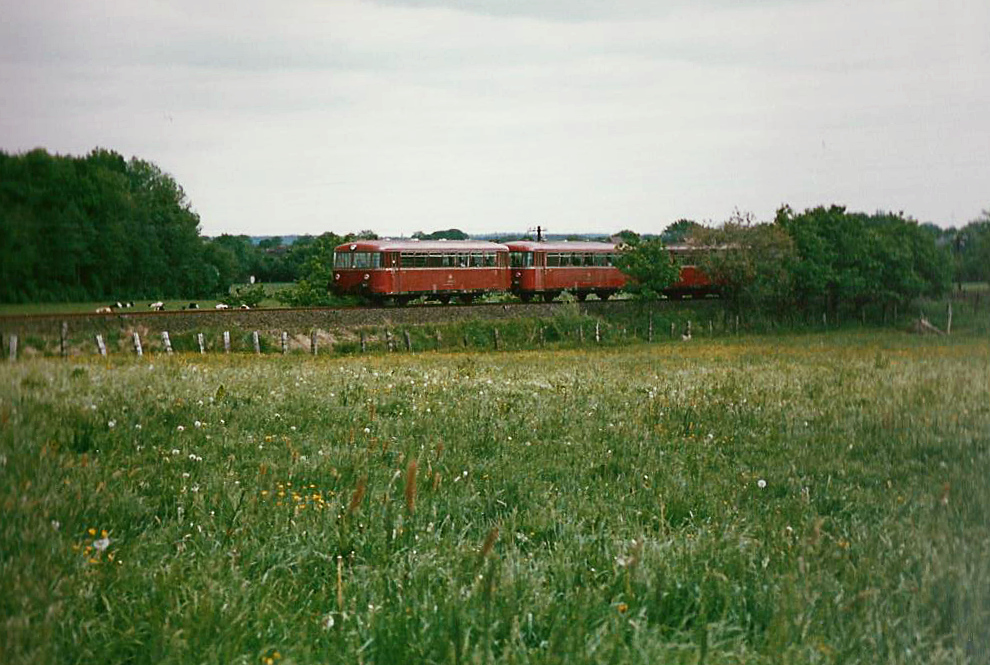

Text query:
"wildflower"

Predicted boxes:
[[93, 536, 110, 552], [135, 424, 142, 430], [171, 449, 180, 455], [107, 420, 116, 429], [363, 427, 371, 434], [177, 425, 185, 432], [617, 602, 629, 613], [194, 421, 202, 428], [757, 479, 767, 489]]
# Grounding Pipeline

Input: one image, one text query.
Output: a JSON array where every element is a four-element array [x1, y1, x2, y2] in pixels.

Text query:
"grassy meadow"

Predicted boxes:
[[1, 331, 988, 663]]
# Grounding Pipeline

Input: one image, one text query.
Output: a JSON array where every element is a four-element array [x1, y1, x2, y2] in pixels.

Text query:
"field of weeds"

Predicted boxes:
[[1, 332, 988, 663]]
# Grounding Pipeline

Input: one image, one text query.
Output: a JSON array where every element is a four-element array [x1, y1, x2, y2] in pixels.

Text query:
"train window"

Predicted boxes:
[[334, 252, 351, 269], [510, 252, 533, 267], [484, 252, 497, 267], [426, 254, 443, 268], [547, 253, 560, 267]]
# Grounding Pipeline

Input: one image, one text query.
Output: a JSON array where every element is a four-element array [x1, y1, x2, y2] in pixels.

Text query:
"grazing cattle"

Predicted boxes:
[[114, 301, 123, 309], [95, 306, 113, 314], [240, 304, 251, 309], [125, 302, 134, 308], [215, 303, 229, 310], [149, 301, 165, 311], [188, 302, 199, 309]]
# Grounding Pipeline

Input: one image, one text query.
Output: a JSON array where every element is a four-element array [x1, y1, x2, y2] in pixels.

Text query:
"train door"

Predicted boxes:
[[534, 251, 545, 292], [388, 252, 400, 293]]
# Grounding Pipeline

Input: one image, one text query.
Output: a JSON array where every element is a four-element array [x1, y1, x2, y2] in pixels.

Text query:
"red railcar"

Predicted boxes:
[[505, 241, 626, 302], [665, 245, 719, 298], [331, 240, 510, 305]]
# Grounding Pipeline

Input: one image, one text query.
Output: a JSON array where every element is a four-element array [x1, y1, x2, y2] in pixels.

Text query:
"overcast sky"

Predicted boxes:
[[1, 0, 987, 237]]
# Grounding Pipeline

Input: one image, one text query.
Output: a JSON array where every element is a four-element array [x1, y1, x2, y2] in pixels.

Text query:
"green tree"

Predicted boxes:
[[614, 238, 680, 300], [661, 219, 703, 245], [692, 213, 795, 312]]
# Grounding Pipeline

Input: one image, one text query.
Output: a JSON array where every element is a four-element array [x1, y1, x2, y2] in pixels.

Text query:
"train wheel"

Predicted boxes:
[[575, 291, 588, 302], [438, 295, 451, 305], [596, 291, 611, 301], [395, 295, 413, 307], [542, 292, 557, 303], [458, 294, 475, 305], [519, 293, 534, 303]]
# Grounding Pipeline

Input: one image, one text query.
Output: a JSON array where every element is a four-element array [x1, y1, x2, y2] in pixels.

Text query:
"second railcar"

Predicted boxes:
[[505, 241, 625, 302], [331, 240, 510, 305]]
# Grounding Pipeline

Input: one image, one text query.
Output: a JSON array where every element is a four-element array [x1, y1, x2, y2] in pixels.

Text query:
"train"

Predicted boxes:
[[330, 239, 716, 305]]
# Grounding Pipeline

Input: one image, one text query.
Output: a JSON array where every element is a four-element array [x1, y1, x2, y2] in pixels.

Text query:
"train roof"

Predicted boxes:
[[504, 241, 618, 252], [335, 239, 508, 252]]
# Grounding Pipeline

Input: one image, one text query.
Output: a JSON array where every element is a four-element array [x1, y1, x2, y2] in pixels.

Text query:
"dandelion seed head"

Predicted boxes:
[[757, 479, 767, 489]]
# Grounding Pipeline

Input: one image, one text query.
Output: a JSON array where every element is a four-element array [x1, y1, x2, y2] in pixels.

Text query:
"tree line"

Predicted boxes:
[[620, 205, 990, 319], [2, 148, 986, 308], [0, 148, 378, 303]]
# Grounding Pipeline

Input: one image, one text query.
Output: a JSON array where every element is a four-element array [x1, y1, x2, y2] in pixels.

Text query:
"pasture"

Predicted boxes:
[[1, 332, 988, 663]]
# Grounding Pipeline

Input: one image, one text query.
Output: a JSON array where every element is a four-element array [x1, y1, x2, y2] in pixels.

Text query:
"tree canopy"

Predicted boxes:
[[0, 148, 213, 302]]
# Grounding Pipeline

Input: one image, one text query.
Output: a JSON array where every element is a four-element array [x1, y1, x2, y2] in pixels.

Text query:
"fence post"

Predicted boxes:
[[435, 329, 442, 351], [360, 331, 367, 353], [95, 334, 107, 357], [311, 330, 318, 356], [7, 334, 17, 362], [947, 302, 952, 335], [197, 333, 206, 354], [595, 320, 601, 344], [540, 326, 545, 346], [493, 328, 500, 350], [60, 322, 68, 358], [736, 315, 741, 335], [709, 320, 713, 336], [579, 325, 584, 344], [223, 331, 231, 354], [648, 315, 653, 343], [132, 332, 143, 357], [404, 330, 412, 352], [161, 331, 173, 355], [281, 331, 288, 355], [670, 322, 675, 339], [385, 329, 394, 352], [252, 331, 261, 355]]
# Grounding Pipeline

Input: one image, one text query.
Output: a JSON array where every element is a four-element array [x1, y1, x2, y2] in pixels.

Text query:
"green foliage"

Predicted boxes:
[[952, 210, 990, 286], [222, 284, 267, 308], [614, 239, 681, 300], [776, 205, 951, 312], [412, 228, 469, 240], [692, 212, 795, 311], [0, 148, 223, 302], [660, 219, 703, 245]]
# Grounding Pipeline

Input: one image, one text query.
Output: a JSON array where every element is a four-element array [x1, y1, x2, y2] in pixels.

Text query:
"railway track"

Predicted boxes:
[[0, 299, 659, 336]]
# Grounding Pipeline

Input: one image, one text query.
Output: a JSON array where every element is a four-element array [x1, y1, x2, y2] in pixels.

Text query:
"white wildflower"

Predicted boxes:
[[757, 479, 767, 489]]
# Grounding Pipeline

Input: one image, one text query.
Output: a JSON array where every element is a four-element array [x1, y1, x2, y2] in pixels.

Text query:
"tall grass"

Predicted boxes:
[[1, 332, 988, 663]]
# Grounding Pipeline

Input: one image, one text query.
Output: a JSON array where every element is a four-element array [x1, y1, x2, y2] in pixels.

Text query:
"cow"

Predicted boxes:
[[215, 303, 229, 310], [188, 302, 199, 309], [149, 301, 165, 311], [95, 306, 113, 314]]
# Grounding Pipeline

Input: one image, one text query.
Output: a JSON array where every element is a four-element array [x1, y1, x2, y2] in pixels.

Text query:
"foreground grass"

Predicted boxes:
[[1, 332, 988, 664]]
